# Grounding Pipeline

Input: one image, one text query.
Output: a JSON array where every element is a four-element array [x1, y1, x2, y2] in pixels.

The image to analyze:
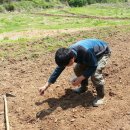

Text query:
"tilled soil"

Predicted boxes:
[[0, 28, 130, 130]]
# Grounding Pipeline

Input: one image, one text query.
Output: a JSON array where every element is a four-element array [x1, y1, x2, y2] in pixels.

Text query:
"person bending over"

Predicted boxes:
[[39, 38, 111, 107]]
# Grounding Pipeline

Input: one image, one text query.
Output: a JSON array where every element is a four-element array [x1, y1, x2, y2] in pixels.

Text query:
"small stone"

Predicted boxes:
[[109, 91, 116, 97], [70, 118, 75, 122], [56, 85, 60, 88], [72, 115, 77, 118], [119, 128, 124, 130], [126, 112, 130, 115], [0, 112, 4, 115], [54, 119, 58, 123], [57, 107, 62, 112], [81, 115, 85, 118]]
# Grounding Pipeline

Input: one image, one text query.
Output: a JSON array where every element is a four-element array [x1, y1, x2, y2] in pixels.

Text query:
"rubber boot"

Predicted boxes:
[[93, 85, 105, 107], [96, 85, 105, 98]]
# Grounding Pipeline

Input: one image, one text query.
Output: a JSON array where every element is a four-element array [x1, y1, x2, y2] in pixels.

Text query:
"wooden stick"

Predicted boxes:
[[3, 95, 10, 130]]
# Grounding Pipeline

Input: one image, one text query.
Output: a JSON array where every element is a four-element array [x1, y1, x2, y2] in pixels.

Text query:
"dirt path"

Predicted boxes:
[[32, 12, 130, 20], [0, 27, 96, 40], [0, 27, 130, 130]]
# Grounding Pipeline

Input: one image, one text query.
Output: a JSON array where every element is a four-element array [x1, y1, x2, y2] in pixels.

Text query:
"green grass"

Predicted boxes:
[[65, 4, 130, 18], [0, 3, 130, 34], [0, 12, 130, 34]]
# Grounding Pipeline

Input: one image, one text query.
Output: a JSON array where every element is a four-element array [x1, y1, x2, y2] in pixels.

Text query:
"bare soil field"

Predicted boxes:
[[0, 27, 130, 130]]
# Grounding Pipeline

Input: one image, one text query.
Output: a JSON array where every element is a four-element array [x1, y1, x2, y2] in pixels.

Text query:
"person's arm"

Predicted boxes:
[[48, 66, 65, 84], [39, 66, 65, 95], [71, 50, 97, 86], [71, 75, 86, 86]]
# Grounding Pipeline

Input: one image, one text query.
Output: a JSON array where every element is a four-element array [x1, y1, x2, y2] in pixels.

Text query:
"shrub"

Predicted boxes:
[[68, 0, 87, 7], [4, 3, 15, 11], [26, 0, 54, 8], [13, 1, 39, 11], [87, 0, 96, 4], [42, 2, 54, 8]]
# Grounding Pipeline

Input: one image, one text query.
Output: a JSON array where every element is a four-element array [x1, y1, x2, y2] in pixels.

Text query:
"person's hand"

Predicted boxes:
[[71, 75, 85, 86], [39, 82, 51, 95], [39, 86, 47, 95]]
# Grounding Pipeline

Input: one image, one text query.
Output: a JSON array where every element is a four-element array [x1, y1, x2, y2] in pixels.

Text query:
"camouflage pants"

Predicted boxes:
[[74, 53, 110, 98]]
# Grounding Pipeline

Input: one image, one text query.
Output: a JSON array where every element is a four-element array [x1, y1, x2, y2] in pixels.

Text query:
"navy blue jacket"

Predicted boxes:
[[48, 39, 110, 84]]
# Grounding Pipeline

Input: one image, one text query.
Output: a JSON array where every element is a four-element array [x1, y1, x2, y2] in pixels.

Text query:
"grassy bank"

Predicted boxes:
[[0, 0, 63, 12], [0, 26, 130, 60]]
